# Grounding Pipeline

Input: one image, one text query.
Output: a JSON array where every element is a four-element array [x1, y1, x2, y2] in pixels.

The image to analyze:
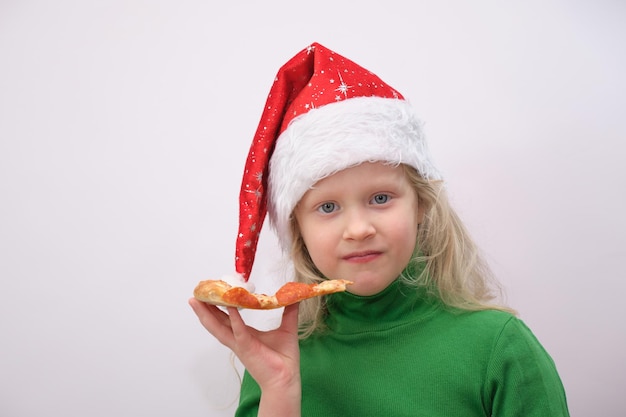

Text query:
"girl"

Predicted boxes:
[[189, 42, 570, 417]]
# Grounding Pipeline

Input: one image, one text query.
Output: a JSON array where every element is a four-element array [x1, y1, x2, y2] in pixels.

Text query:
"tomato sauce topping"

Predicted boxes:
[[276, 282, 315, 305], [222, 287, 262, 309]]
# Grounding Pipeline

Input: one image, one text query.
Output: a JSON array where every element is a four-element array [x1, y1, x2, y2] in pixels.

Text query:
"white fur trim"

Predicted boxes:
[[218, 273, 256, 293], [268, 96, 442, 252]]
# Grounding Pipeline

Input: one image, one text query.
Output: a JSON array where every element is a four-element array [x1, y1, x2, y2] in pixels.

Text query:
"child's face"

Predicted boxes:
[[294, 162, 422, 296]]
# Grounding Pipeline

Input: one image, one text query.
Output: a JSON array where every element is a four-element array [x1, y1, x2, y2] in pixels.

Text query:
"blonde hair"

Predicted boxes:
[[289, 164, 515, 338]]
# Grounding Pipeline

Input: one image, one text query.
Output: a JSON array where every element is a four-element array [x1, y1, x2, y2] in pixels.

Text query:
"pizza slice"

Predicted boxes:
[[193, 279, 353, 309]]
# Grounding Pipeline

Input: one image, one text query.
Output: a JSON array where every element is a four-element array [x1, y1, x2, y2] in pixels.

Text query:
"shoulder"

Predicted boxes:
[[467, 311, 551, 359], [434, 307, 561, 372], [446, 309, 548, 353], [484, 312, 559, 372], [428, 307, 558, 362]]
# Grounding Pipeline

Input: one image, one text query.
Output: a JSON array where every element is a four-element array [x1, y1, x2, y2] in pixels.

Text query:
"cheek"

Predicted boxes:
[[300, 228, 338, 274], [298, 222, 323, 254], [390, 209, 420, 250], [393, 223, 419, 251], [303, 231, 332, 262]]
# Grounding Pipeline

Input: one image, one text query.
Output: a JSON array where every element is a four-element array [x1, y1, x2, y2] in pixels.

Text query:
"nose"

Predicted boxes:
[[342, 208, 376, 241]]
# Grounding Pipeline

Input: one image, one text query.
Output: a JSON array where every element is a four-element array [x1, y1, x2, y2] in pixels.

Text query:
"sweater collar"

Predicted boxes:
[[324, 278, 440, 334]]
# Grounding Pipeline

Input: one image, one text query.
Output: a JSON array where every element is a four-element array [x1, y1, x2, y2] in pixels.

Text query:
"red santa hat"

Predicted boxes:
[[233, 42, 442, 282]]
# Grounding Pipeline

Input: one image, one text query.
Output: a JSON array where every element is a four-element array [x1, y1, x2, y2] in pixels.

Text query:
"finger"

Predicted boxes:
[[189, 298, 235, 347], [226, 307, 249, 338], [226, 307, 263, 349], [280, 303, 300, 334]]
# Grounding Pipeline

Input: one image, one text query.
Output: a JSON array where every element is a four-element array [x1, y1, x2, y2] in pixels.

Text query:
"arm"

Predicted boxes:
[[189, 299, 301, 417]]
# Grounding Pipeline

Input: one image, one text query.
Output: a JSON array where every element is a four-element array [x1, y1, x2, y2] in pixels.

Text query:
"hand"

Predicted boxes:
[[189, 299, 301, 397]]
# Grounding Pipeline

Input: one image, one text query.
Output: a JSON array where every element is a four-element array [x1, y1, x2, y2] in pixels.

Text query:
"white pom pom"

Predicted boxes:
[[218, 273, 256, 293]]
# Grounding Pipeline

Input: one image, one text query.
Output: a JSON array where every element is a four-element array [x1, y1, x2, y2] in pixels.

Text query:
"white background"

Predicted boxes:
[[1, 1, 624, 416]]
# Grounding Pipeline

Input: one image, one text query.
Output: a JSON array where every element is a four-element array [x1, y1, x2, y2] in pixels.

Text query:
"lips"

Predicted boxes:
[[342, 250, 382, 263]]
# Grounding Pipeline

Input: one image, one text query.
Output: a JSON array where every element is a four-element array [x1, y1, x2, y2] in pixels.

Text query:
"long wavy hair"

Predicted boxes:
[[289, 164, 515, 338]]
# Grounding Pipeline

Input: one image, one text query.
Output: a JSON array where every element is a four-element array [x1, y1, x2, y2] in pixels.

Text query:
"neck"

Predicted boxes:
[[324, 278, 440, 334]]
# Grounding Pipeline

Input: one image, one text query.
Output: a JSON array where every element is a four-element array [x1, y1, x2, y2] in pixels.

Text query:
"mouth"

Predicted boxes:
[[342, 250, 382, 263]]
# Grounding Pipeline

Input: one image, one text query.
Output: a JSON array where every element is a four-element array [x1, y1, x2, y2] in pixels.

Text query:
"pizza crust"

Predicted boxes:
[[193, 279, 353, 310]]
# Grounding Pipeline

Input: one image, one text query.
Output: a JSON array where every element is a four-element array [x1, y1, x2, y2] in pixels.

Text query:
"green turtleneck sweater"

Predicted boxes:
[[235, 280, 569, 416]]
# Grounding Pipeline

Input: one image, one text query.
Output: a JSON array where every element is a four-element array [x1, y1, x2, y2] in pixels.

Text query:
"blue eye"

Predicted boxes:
[[372, 194, 390, 204], [318, 202, 336, 214]]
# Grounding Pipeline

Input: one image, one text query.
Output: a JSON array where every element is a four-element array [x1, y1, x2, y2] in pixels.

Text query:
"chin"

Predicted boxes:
[[347, 280, 394, 296]]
